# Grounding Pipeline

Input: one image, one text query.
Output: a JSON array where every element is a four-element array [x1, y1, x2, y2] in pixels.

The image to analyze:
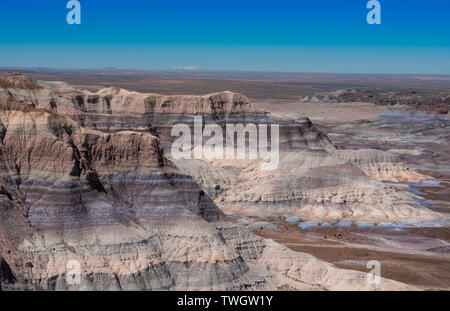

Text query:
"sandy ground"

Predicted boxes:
[[247, 217, 450, 290], [253, 100, 387, 121]]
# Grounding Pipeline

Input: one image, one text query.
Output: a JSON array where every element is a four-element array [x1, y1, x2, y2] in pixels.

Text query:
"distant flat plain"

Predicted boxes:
[[1, 68, 450, 100]]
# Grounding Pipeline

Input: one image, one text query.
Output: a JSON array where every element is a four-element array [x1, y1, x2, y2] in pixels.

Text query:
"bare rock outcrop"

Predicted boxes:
[[0, 74, 440, 224], [0, 74, 253, 132], [173, 116, 439, 223], [0, 95, 249, 290], [0, 93, 415, 291], [1, 74, 442, 223], [0, 74, 440, 291]]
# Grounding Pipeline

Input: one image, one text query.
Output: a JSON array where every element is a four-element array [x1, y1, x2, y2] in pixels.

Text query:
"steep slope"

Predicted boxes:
[[0, 94, 250, 290]]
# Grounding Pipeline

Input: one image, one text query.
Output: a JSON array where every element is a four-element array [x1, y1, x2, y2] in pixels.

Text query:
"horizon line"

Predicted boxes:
[[1, 66, 450, 77]]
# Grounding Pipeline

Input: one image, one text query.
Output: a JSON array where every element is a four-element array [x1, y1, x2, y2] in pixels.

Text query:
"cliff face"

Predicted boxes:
[[0, 76, 254, 134], [0, 74, 436, 290], [0, 93, 253, 290]]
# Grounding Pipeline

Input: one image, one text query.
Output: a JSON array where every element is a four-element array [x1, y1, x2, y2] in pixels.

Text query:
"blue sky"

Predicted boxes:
[[0, 0, 449, 74]]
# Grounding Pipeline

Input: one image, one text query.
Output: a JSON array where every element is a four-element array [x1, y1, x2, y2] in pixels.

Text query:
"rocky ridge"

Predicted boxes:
[[299, 89, 450, 113]]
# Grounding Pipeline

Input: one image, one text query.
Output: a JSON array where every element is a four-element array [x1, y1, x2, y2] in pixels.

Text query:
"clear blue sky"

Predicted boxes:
[[0, 0, 449, 74]]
